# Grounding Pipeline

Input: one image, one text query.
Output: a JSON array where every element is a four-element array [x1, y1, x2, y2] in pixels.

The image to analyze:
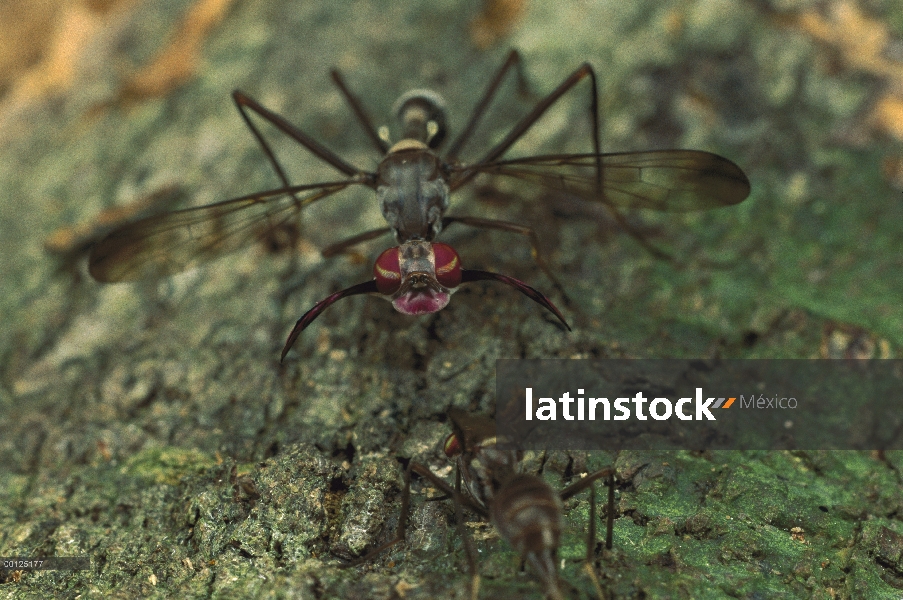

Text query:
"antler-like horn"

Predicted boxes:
[[281, 280, 378, 362], [460, 270, 571, 331]]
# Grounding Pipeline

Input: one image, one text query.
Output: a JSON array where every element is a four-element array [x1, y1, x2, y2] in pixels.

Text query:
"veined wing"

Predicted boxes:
[[449, 150, 750, 211], [89, 180, 358, 282], [45, 184, 185, 258]]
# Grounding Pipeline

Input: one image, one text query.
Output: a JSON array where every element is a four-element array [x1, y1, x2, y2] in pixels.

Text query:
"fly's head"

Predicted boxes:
[[374, 240, 461, 315], [444, 408, 520, 507], [376, 141, 450, 241], [280, 242, 569, 362]]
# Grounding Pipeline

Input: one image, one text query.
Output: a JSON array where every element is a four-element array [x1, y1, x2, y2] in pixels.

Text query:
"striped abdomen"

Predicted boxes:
[[490, 473, 564, 598]]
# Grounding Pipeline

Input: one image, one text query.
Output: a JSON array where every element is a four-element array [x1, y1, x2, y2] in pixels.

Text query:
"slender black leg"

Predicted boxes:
[[605, 471, 615, 551], [339, 462, 417, 568], [442, 215, 571, 304], [446, 49, 532, 162], [559, 467, 614, 502], [453, 468, 481, 600], [231, 90, 377, 280], [330, 70, 390, 155], [559, 467, 616, 551], [408, 464, 487, 598], [445, 57, 693, 266], [582, 481, 607, 599], [320, 227, 393, 258], [410, 464, 487, 516], [233, 92, 294, 190], [232, 90, 369, 181], [340, 460, 486, 569], [559, 467, 615, 598], [587, 481, 596, 561], [451, 62, 602, 192], [443, 56, 685, 265]]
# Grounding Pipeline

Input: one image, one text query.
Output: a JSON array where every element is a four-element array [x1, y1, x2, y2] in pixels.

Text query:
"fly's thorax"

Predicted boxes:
[[461, 438, 520, 507], [377, 141, 450, 242]]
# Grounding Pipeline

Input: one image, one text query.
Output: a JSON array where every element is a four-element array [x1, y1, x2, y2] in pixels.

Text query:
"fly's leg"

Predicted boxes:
[[446, 49, 532, 162], [341, 462, 487, 573], [559, 466, 615, 547], [605, 470, 615, 551], [410, 464, 486, 600], [409, 463, 487, 516], [233, 92, 293, 191], [582, 482, 607, 600], [442, 215, 571, 305], [447, 58, 678, 266], [330, 70, 390, 155], [320, 227, 392, 258], [232, 91, 375, 281], [232, 91, 366, 182], [559, 467, 616, 598], [582, 473, 616, 599], [451, 62, 601, 192], [339, 461, 415, 568], [453, 467, 481, 600], [450, 52, 683, 267]]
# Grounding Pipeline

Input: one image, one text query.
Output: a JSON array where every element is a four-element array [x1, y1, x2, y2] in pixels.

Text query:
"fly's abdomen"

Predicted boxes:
[[490, 473, 563, 558], [490, 473, 565, 598]]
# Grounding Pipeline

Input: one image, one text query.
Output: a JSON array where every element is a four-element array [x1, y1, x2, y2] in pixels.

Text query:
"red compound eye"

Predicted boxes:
[[373, 247, 401, 294], [444, 433, 462, 457], [432, 243, 462, 289]]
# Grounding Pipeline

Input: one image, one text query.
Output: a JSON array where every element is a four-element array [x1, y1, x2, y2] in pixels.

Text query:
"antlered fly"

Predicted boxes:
[[341, 408, 617, 600], [88, 51, 750, 360]]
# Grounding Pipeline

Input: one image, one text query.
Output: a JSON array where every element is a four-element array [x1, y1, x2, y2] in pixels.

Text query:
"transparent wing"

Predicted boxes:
[[89, 181, 358, 282], [449, 150, 750, 211]]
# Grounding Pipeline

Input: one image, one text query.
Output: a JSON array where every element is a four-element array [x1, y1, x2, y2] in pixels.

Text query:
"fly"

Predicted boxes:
[[341, 408, 617, 600], [87, 50, 751, 360]]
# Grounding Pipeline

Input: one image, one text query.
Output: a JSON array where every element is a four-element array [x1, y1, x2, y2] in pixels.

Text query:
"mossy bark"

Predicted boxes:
[[2, 1, 902, 598]]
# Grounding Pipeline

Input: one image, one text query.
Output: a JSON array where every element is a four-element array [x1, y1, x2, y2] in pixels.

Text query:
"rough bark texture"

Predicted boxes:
[[2, 0, 903, 598]]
